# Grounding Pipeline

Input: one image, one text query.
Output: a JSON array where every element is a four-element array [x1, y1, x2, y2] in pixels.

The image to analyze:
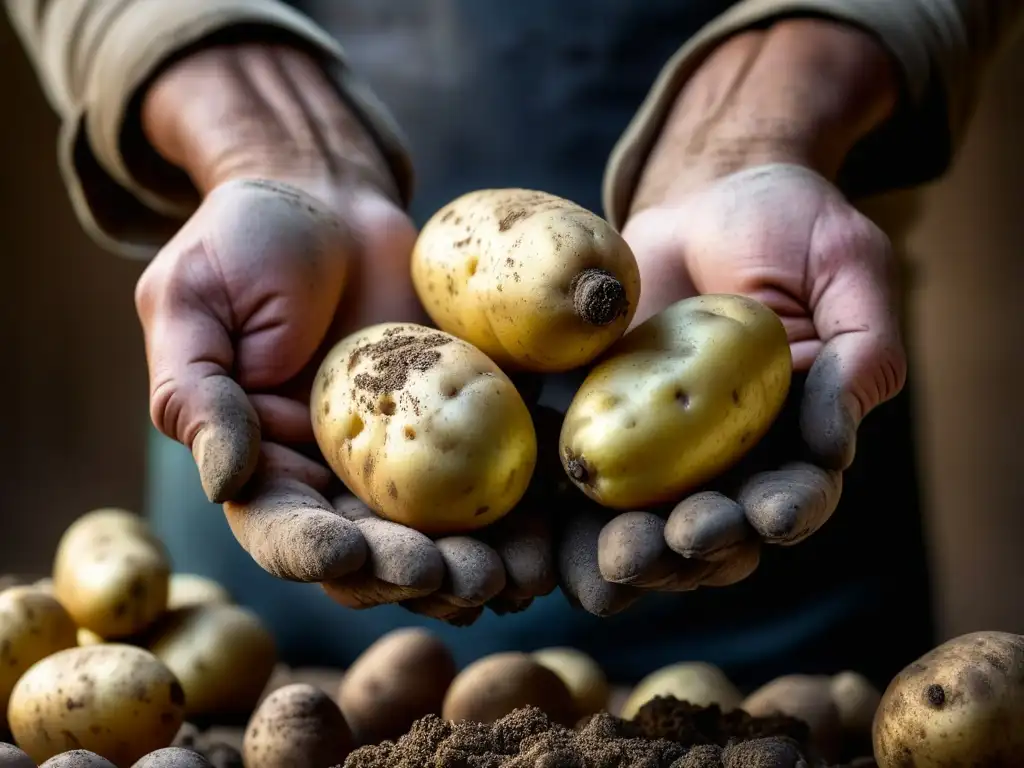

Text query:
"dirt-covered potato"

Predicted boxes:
[[829, 671, 880, 752], [742, 674, 842, 763], [560, 294, 792, 510], [0, 586, 79, 724], [0, 742, 35, 768], [873, 630, 1024, 767], [531, 647, 610, 716], [8, 644, 185, 766], [39, 751, 117, 767], [620, 662, 742, 720], [146, 604, 276, 719], [167, 574, 231, 611], [244, 683, 352, 768], [411, 188, 641, 372], [442, 652, 576, 726], [312, 322, 537, 534], [52, 509, 171, 639], [338, 628, 455, 745], [130, 747, 213, 767]]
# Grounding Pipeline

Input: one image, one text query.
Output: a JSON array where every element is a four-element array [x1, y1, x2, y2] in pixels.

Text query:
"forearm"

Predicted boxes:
[[631, 18, 899, 212]]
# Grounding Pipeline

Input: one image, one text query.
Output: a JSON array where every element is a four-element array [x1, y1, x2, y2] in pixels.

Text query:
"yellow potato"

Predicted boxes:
[[830, 671, 880, 751], [531, 647, 609, 716], [442, 652, 576, 726], [53, 508, 171, 639], [411, 188, 641, 372], [560, 294, 792, 509], [167, 574, 232, 611], [0, 586, 78, 724], [77, 627, 105, 647], [338, 628, 455, 746], [145, 604, 276, 719], [619, 662, 742, 721], [873, 631, 1024, 767], [8, 644, 184, 766], [742, 674, 842, 763], [311, 322, 537, 534], [243, 684, 352, 768]]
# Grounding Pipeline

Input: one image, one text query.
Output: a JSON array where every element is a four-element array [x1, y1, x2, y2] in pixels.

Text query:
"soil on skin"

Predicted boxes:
[[341, 697, 877, 768]]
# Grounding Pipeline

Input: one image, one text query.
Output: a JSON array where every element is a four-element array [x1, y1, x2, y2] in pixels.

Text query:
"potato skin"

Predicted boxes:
[[0, 586, 78, 724], [742, 675, 842, 763], [145, 604, 276, 719], [311, 323, 537, 534], [0, 742, 36, 768], [442, 652, 576, 726], [130, 747, 213, 767], [560, 294, 792, 509], [338, 628, 456, 746], [39, 751, 117, 767], [873, 631, 1024, 767], [53, 509, 170, 639], [8, 645, 185, 766], [830, 671, 880, 753], [411, 188, 641, 372], [243, 684, 352, 768], [531, 647, 609, 716], [167, 575, 231, 611], [620, 662, 742, 721]]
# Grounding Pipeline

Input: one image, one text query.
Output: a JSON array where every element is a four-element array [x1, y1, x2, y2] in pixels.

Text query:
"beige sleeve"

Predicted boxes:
[[4, 0, 413, 259], [603, 0, 1024, 228]]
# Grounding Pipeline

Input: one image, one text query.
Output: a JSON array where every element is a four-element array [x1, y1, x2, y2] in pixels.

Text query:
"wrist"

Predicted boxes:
[[631, 18, 899, 212], [141, 42, 399, 203]]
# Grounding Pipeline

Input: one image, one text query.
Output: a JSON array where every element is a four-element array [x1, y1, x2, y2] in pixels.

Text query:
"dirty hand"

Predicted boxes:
[[564, 19, 908, 609]]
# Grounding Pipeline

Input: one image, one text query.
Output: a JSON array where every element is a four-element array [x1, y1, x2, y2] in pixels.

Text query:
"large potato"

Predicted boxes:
[[167, 574, 231, 611], [873, 630, 1024, 767], [8, 645, 184, 766], [311, 323, 537, 534], [531, 647, 610, 716], [53, 509, 170, 639], [442, 652, 576, 726], [560, 294, 791, 509], [0, 586, 78, 724], [243, 684, 352, 768], [411, 188, 640, 372], [742, 675, 842, 763], [338, 628, 455, 746], [619, 662, 742, 721], [146, 604, 276, 719]]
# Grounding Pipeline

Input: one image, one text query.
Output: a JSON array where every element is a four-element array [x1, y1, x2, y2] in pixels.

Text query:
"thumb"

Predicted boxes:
[[802, 216, 907, 470]]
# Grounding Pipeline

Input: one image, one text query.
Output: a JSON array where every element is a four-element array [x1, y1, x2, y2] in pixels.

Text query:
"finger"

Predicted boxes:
[[737, 462, 843, 545], [401, 598, 484, 626], [431, 537, 506, 606], [257, 442, 334, 492], [223, 477, 366, 581], [559, 507, 642, 616], [598, 512, 710, 590], [664, 492, 751, 560], [805, 219, 907, 470], [249, 394, 315, 444], [484, 509, 558, 601], [699, 540, 761, 587]]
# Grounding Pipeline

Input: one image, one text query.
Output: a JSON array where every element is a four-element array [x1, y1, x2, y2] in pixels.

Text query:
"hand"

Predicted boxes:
[[566, 19, 907, 607]]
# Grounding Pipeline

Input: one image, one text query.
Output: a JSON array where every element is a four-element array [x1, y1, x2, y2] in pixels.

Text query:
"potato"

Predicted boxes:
[[338, 628, 455, 745], [442, 652, 576, 726], [8, 644, 185, 766], [531, 647, 610, 716], [0, 586, 78, 724], [411, 188, 641, 372], [145, 604, 276, 719], [167, 574, 231, 611], [619, 662, 742, 721], [39, 751, 116, 767], [311, 322, 537, 534], [0, 743, 35, 768], [829, 671, 880, 751], [77, 628, 104, 647], [873, 630, 1024, 767], [742, 674, 842, 763], [560, 294, 792, 510], [52, 509, 170, 639], [243, 684, 352, 768], [130, 747, 212, 767]]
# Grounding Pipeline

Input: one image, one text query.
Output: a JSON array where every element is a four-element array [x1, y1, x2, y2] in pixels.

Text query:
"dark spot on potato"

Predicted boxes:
[[363, 455, 375, 480], [441, 209, 455, 223], [444, 385, 459, 398], [66, 697, 85, 710], [498, 209, 529, 232], [475, 506, 490, 517], [388, 482, 399, 500], [925, 683, 945, 708], [732, 389, 741, 405], [403, 426, 417, 441], [674, 390, 690, 408], [379, 396, 396, 416]]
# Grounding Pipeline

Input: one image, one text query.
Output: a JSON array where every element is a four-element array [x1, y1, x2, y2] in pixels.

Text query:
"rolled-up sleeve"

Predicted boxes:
[[4, 0, 413, 259], [603, 0, 1024, 228]]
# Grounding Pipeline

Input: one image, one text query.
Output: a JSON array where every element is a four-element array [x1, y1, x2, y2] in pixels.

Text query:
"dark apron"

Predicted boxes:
[[148, 0, 934, 689]]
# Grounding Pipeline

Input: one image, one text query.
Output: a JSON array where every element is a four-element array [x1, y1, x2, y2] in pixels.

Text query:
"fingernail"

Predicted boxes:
[[193, 419, 261, 503]]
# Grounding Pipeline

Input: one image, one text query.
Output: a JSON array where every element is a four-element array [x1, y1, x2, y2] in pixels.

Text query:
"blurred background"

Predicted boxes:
[[1, 13, 1022, 649]]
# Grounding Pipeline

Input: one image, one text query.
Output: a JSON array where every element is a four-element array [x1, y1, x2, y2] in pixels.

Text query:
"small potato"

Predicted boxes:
[[39, 751, 117, 767], [0, 586, 78, 723], [311, 323, 537, 534], [0, 743, 35, 768], [167, 575, 231, 611], [53, 509, 171, 639], [146, 604, 276, 719], [131, 747, 212, 767], [411, 188, 641, 372], [339, 628, 455, 745], [77, 628, 104, 647], [8, 645, 185, 766], [873, 631, 1024, 767], [442, 652, 576, 726], [620, 662, 742, 721], [829, 671, 880, 752], [531, 647, 610, 716], [742, 674, 842, 763], [243, 684, 352, 768], [560, 294, 792, 510]]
